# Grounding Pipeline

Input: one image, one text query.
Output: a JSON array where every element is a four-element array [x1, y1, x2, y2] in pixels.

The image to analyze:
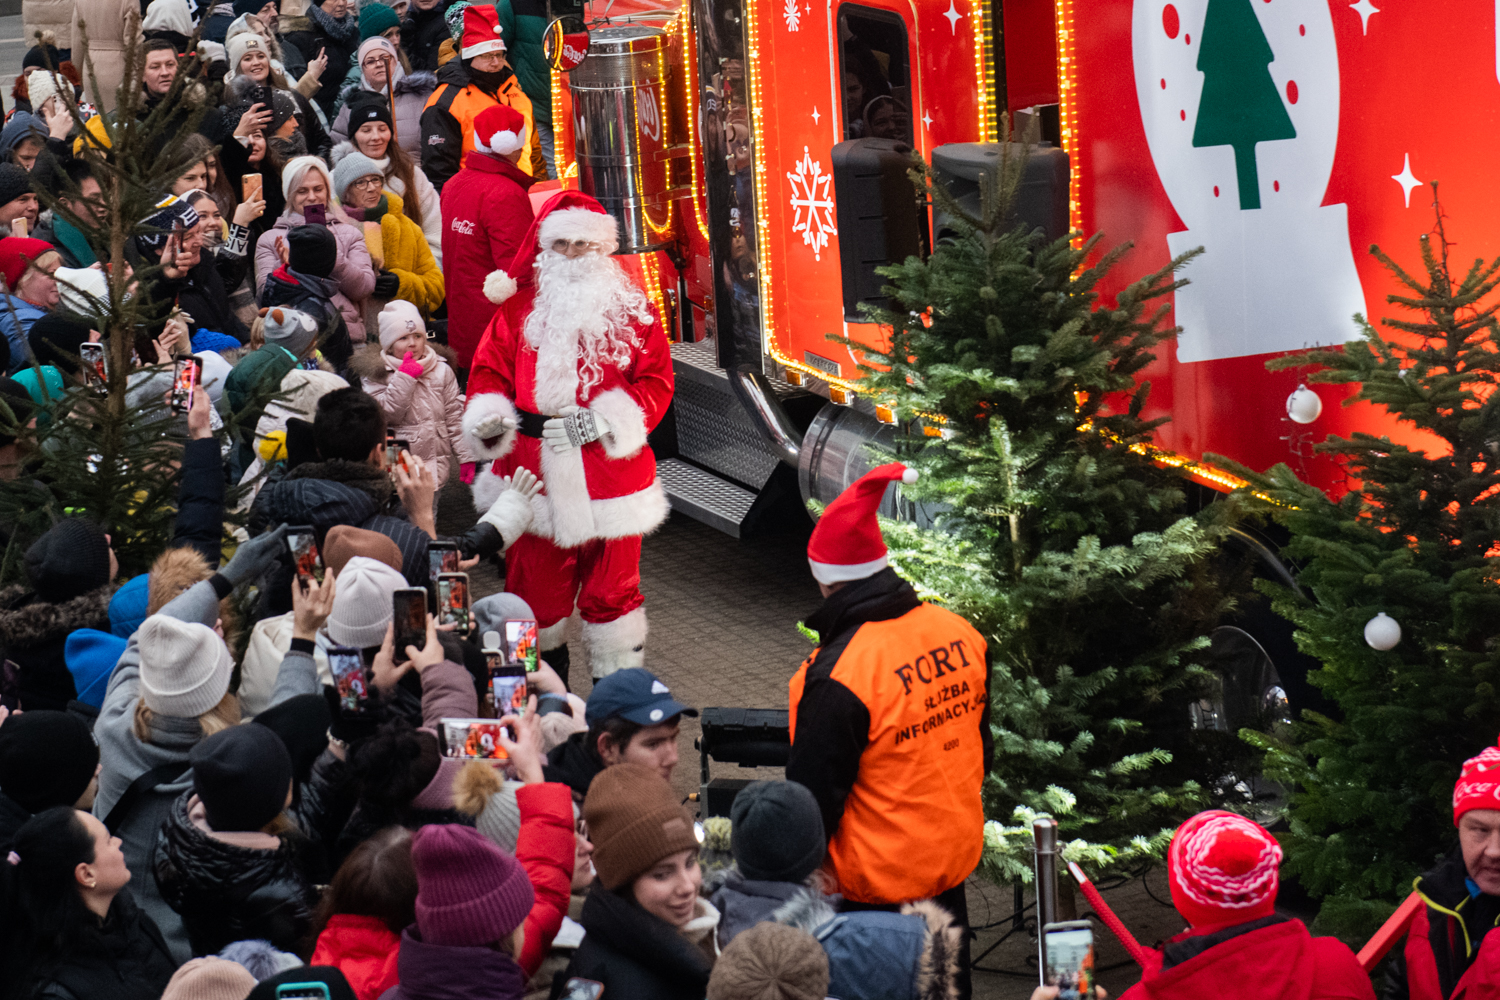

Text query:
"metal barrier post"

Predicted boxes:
[[1033, 816, 1059, 984]]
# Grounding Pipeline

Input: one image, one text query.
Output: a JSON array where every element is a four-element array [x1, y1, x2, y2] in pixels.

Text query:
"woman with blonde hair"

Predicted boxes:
[[92, 526, 326, 962]]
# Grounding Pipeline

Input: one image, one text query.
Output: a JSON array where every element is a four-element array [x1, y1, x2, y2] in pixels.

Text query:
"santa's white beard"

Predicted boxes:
[[525, 250, 654, 400]]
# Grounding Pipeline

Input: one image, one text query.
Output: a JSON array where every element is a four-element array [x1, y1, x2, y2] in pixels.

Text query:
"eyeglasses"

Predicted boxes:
[[551, 238, 598, 254], [350, 176, 384, 191], [362, 56, 393, 68]]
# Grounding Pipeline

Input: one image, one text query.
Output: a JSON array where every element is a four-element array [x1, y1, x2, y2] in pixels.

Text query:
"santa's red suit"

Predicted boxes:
[[462, 192, 673, 677]]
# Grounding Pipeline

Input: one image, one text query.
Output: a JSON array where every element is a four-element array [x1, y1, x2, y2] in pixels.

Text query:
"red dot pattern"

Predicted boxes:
[[1162, 4, 1179, 38]]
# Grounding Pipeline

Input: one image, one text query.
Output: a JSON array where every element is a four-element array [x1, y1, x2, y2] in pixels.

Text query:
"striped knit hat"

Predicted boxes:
[[1166, 810, 1281, 929]]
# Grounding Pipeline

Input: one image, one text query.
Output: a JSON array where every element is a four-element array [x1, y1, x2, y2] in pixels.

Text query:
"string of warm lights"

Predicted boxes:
[[676, 6, 712, 241], [973, 0, 997, 143], [550, 68, 577, 183], [1052, 0, 1082, 245], [743, 0, 777, 359]]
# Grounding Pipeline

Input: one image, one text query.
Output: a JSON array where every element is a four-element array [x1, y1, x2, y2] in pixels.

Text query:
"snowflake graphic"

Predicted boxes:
[[782, 0, 801, 30], [787, 146, 836, 261]]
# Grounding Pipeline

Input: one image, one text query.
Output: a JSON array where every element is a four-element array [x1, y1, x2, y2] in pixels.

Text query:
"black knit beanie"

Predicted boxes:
[[287, 223, 338, 279], [0, 710, 99, 813], [190, 723, 294, 832], [0, 164, 31, 208], [346, 97, 393, 133], [28, 314, 93, 370], [24, 518, 112, 604], [729, 779, 827, 884]]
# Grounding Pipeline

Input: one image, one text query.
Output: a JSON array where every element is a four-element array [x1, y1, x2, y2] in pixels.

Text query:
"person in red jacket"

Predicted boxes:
[[1121, 810, 1373, 1000], [438, 102, 536, 373], [1387, 736, 1500, 1000]]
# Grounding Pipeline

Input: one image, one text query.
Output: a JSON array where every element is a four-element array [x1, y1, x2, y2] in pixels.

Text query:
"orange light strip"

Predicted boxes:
[[973, 0, 997, 142], [551, 68, 577, 183], [678, 5, 712, 241], [745, 0, 775, 351], [1053, 0, 1082, 245]]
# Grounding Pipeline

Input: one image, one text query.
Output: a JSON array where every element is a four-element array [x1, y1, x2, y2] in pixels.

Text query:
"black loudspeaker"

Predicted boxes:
[[832, 138, 927, 322], [930, 142, 1071, 245]]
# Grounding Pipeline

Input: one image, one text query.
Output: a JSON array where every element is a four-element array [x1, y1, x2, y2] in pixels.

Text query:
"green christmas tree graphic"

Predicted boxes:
[[1192, 0, 1296, 210]]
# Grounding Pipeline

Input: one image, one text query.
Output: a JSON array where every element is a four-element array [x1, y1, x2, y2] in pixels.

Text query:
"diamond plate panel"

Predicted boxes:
[[670, 341, 783, 489], [658, 458, 757, 537]]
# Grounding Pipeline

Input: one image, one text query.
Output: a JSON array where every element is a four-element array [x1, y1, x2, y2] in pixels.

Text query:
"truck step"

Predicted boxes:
[[658, 458, 757, 538]]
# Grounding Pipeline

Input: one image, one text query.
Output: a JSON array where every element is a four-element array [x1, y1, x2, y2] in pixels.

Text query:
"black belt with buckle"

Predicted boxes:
[[516, 408, 550, 438]]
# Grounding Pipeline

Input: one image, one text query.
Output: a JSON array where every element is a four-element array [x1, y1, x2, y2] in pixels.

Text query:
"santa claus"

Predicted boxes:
[[462, 192, 673, 681]]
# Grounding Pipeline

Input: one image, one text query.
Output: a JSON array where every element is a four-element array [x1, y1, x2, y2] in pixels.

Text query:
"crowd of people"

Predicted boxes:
[[0, 3, 1493, 1000]]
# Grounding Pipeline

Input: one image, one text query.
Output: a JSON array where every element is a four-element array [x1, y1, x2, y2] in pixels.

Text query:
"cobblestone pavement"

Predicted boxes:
[[475, 512, 1184, 999]]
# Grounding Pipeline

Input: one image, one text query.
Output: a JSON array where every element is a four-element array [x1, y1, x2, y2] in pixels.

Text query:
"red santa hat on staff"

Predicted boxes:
[[460, 5, 507, 59], [472, 104, 528, 158], [806, 462, 918, 585], [482, 190, 623, 306]]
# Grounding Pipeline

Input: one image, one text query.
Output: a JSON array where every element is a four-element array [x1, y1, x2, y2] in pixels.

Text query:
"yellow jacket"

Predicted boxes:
[[366, 192, 445, 316]]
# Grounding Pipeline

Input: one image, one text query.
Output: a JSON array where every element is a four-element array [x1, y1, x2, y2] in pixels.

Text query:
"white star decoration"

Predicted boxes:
[[942, 0, 962, 34], [921, 111, 933, 130], [810, 106, 821, 124], [1349, 0, 1378, 34], [1391, 154, 1421, 207]]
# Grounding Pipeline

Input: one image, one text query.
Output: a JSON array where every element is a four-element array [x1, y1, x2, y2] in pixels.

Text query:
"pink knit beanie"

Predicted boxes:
[[411, 823, 534, 947]]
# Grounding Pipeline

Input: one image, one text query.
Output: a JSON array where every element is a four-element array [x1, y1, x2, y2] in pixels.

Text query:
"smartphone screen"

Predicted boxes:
[[1042, 921, 1094, 998], [285, 526, 323, 583], [489, 665, 528, 722], [436, 573, 470, 633], [79, 343, 107, 394], [427, 540, 459, 583], [559, 980, 605, 1000], [303, 203, 328, 226], [170, 356, 200, 414], [394, 439, 411, 474], [328, 645, 368, 714], [392, 588, 427, 653], [439, 717, 509, 759], [276, 986, 332, 1000], [504, 619, 539, 673]]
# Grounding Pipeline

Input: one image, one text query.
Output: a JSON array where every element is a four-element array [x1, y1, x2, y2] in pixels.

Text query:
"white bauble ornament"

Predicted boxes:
[[1364, 612, 1401, 651], [1286, 384, 1323, 424]]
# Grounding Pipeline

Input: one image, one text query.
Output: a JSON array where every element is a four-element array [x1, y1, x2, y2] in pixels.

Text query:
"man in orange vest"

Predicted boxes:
[[419, 5, 541, 193], [787, 462, 991, 1000]]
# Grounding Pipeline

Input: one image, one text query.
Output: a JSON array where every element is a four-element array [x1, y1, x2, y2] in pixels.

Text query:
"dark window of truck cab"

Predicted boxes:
[[837, 5, 913, 145]]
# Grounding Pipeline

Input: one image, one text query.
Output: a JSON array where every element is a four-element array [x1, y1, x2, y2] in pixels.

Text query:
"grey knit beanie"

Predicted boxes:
[[730, 780, 826, 884], [138, 615, 234, 717], [330, 149, 384, 200]]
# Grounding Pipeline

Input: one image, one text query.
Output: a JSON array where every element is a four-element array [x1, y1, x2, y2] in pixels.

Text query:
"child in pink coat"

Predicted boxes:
[[351, 300, 473, 483]]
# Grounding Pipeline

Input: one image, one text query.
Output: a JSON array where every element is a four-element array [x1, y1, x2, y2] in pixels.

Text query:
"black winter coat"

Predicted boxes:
[[559, 886, 714, 1000], [156, 254, 249, 345], [153, 791, 316, 957], [26, 891, 178, 1000], [257, 266, 354, 372], [172, 438, 226, 569], [0, 584, 112, 711], [285, 748, 358, 884], [282, 7, 360, 116], [401, 2, 453, 73], [543, 731, 605, 798]]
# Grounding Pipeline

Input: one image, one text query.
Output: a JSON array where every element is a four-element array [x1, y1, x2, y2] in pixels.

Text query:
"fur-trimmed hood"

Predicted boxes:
[[347, 340, 459, 382], [0, 584, 113, 648]]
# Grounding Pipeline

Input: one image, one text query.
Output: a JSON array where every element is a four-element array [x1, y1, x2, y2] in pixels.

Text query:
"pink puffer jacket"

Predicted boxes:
[[349, 341, 474, 484], [255, 210, 377, 344]]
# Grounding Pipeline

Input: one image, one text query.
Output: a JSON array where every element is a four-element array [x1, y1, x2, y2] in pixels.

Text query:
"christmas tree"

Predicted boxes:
[[0, 19, 245, 581], [847, 136, 1259, 882], [1192, 0, 1295, 210], [1220, 194, 1500, 937]]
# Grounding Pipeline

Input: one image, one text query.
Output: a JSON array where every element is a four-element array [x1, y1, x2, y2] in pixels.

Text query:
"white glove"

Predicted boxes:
[[473, 414, 518, 442], [505, 466, 543, 501], [542, 405, 611, 453]]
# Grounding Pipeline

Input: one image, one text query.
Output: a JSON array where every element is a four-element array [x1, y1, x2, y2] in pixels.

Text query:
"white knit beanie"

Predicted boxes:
[[24, 68, 64, 117], [226, 31, 268, 78], [327, 555, 408, 648], [138, 616, 234, 717], [378, 299, 424, 349], [281, 155, 336, 204], [55, 266, 109, 319]]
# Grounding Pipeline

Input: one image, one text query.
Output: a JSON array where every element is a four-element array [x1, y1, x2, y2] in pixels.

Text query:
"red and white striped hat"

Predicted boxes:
[[806, 462, 917, 586], [1167, 810, 1282, 929]]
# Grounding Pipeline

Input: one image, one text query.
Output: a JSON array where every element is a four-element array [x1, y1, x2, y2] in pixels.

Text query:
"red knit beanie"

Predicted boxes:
[[1167, 810, 1282, 929], [1453, 736, 1500, 825], [411, 824, 534, 947]]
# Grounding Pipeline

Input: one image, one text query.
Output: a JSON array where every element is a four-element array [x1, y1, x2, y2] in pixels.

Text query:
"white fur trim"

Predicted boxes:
[[902, 467, 919, 484], [538, 208, 619, 253], [462, 393, 519, 461], [527, 477, 670, 547], [460, 38, 506, 58], [539, 618, 571, 650], [808, 554, 889, 585], [484, 270, 518, 305], [479, 488, 534, 551], [537, 434, 594, 548], [589, 388, 649, 460], [471, 467, 505, 512], [582, 606, 647, 679]]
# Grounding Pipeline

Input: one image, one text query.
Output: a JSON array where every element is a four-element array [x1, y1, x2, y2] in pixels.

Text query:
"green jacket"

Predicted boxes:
[[494, 0, 550, 126], [225, 344, 298, 438]]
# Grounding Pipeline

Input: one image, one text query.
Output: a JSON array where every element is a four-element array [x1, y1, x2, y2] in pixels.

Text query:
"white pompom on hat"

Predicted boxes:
[[472, 104, 527, 157], [806, 462, 919, 585], [138, 615, 234, 718]]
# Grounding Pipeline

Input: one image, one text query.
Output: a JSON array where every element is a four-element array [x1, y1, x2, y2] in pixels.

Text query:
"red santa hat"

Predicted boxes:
[[1453, 736, 1500, 825], [1167, 810, 1282, 930], [806, 462, 917, 585], [482, 190, 621, 306], [460, 5, 507, 60], [473, 105, 527, 157]]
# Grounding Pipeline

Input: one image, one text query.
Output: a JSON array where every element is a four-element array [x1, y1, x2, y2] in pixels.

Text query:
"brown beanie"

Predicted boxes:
[[584, 762, 699, 890], [325, 525, 404, 579], [707, 923, 830, 1000], [160, 957, 258, 1000]]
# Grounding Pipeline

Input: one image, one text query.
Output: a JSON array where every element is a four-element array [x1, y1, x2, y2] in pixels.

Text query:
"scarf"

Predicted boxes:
[[342, 195, 388, 224], [51, 217, 98, 267], [305, 2, 360, 47]]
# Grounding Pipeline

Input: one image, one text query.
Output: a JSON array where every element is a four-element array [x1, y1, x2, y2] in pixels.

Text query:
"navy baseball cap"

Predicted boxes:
[[585, 668, 697, 727]]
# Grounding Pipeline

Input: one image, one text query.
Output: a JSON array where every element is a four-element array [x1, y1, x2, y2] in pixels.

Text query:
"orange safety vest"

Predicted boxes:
[[788, 602, 988, 904], [423, 75, 541, 177]]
